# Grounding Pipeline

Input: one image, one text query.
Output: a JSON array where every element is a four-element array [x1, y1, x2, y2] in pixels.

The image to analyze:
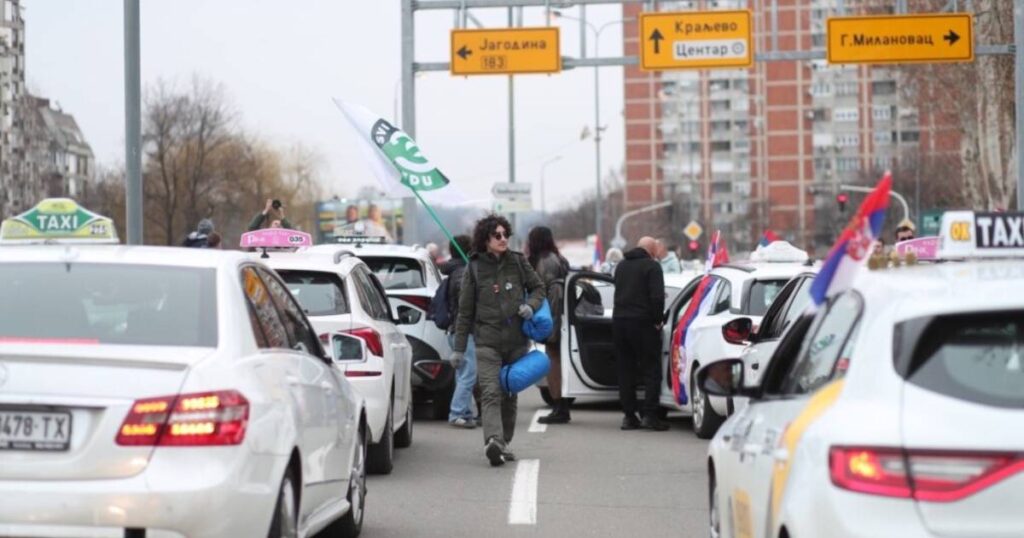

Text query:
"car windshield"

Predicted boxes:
[[745, 279, 789, 316], [276, 270, 350, 316], [361, 256, 425, 290], [0, 263, 218, 347]]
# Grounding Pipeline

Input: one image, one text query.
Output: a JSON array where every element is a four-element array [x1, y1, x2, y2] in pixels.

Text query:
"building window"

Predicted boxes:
[[810, 83, 833, 97], [733, 181, 752, 195], [900, 130, 921, 143], [713, 181, 732, 194], [836, 82, 859, 97], [837, 157, 861, 172], [710, 141, 731, 152], [711, 120, 730, 132], [873, 156, 893, 170], [873, 131, 894, 145], [836, 134, 860, 147], [733, 139, 751, 153], [812, 33, 826, 48], [833, 107, 859, 122], [663, 142, 680, 153], [872, 80, 897, 96], [872, 105, 893, 121]]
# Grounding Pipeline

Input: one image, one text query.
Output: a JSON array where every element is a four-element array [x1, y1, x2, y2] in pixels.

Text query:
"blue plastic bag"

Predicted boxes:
[[500, 349, 551, 394], [522, 299, 553, 342]]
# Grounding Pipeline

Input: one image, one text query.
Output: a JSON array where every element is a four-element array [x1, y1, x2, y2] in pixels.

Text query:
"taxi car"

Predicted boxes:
[[260, 246, 414, 474], [308, 238, 455, 419], [699, 211, 1024, 538], [0, 202, 369, 538]]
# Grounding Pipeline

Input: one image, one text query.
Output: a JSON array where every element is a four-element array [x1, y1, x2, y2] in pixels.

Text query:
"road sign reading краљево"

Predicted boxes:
[[827, 13, 973, 65], [639, 11, 753, 71], [451, 27, 560, 76]]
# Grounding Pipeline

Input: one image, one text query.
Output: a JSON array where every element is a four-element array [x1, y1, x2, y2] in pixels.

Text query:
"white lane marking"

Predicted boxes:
[[508, 459, 540, 525], [528, 409, 547, 433]]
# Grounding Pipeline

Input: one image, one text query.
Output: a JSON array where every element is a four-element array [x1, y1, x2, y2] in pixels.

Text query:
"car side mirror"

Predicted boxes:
[[396, 305, 421, 325], [331, 333, 367, 363], [722, 317, 754, 345], [696, 358, 745, 398]]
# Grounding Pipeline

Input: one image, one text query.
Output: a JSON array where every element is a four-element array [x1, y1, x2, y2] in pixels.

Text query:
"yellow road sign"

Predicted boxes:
[[684, 221, 703, 241], [639, 10, 753, 71], [827, 13, 974, 65], [450, 27, 561, 76]]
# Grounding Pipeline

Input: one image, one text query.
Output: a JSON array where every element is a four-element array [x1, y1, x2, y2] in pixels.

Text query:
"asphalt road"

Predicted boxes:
[[341, 390, 711, 538]]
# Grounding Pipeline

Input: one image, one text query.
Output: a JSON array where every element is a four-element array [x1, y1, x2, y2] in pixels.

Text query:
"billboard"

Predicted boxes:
[[315, 198, 404, 244]]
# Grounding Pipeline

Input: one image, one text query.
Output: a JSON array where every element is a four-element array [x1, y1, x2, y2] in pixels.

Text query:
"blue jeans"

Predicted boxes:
[[447, 333, 477, 422]]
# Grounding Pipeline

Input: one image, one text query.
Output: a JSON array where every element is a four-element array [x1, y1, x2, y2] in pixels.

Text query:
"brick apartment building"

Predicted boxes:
[[622, 0, 960, 253]]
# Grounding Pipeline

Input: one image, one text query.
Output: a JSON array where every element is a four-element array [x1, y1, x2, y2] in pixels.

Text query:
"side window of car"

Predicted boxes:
[[240, 266, 288, 349], [710, 278, 732, 315], [780, 277, 814, 335], [256, 267, 322, 356], [757, 278, 798, 340], [367, 273, 394, 321], [779, 292, 863, 396], [352, 268, 387, 320]]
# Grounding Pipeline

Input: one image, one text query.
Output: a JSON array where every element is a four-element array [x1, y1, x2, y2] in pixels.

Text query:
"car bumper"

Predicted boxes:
[[346, 374, 390, 443], [781, 482, 932, 537], [0, 448, 282, 538]]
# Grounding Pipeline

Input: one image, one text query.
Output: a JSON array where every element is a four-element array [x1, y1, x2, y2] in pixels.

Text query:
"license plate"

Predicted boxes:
[[0, 409, 72, 451]]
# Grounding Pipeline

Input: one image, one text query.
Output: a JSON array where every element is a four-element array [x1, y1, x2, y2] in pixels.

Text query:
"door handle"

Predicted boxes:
[[286, 375, 300, 385], [320, 381, 334, 391], [772, 448, 789, 463], [741, 444, 762, 456]]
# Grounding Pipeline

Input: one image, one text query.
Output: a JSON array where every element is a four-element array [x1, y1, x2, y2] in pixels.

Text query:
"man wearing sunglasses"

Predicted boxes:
[[450, 214, 546, 466]]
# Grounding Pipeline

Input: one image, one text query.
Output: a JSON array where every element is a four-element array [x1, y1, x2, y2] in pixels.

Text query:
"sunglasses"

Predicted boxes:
[[490, 231, 511, 240]]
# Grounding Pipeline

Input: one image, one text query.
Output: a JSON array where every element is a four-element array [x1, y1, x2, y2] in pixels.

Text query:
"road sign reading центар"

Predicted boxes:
[[639, 10, 753, 71]]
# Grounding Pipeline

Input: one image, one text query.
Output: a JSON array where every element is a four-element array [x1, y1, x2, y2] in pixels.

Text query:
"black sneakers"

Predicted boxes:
[[485, 438, 506, 467], [538, 399, 571, 424], [621, 414, 641, 430], [640, 415, 670, 432]]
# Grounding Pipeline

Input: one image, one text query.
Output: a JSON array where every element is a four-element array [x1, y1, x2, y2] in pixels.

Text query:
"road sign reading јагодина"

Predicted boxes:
[[827, 13, 973, 65], [639, 10, 753, 71], [451, 27, 561, 76]]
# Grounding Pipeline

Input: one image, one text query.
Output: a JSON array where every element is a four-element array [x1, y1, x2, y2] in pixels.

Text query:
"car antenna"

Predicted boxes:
[[260, 247, 269, 259]]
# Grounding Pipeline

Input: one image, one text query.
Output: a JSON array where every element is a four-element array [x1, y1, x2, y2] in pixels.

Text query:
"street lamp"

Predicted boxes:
[[553, 11, 631, 241], [539, 155, 563, 215]]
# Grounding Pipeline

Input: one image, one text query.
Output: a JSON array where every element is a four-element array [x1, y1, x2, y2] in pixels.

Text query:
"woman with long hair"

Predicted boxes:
[[450, 215, 546, 466], [527, 226, 572, 424]]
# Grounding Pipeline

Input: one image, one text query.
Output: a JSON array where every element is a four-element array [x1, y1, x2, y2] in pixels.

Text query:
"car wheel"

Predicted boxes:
[[394, 397, 413, 449], [692, 370, 725, 439], [267, 468, 299, 538], [326, 423, 366, 537], [709, 466, 721, 538], [367, 403, 394, 475], [538, 386, 555, 407], [429, 383, 454, 420]]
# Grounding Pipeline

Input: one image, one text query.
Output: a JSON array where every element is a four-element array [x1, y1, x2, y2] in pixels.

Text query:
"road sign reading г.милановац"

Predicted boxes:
[[827, 13, 973, 65], [451, 27, 561, 76], [639, 10, 753, 71]]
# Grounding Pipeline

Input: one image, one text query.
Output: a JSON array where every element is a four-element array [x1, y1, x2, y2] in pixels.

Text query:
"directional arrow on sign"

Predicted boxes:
[[457, 45, 473, 60], [649, 29, 664, 54], [943, 30, 960, 46]]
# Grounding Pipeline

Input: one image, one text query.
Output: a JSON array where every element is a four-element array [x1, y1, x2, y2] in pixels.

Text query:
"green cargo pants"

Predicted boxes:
[[476, 345, 527, 446]]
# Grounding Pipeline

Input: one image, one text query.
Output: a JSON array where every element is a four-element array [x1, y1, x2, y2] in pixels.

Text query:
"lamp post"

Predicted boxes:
[[539, 155, 562, 215], [553, 11, 630, 241]]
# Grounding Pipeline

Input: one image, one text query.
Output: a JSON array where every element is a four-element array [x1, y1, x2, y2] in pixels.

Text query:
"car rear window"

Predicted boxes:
[[0, 263, 217, 347], [276, 270, 350, 316], [745, 279, 789, 316], [361, 256, 424, 290], [897, 312, 1024, 409]]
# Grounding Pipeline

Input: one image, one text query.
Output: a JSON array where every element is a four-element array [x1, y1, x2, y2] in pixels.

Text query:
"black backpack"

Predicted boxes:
[[427, 276, 453, 330]]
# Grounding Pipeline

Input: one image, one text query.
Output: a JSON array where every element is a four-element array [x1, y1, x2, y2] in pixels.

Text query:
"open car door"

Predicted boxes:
[[659, 276, 703, 410], [561, 272, 619, 398]]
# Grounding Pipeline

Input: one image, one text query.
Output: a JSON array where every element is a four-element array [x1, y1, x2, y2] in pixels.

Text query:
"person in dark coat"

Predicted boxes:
[[612, 236, 668, 431], [450, 215, 546, 466], [527, 226, 571, 425], [182, 218, 214, 248]]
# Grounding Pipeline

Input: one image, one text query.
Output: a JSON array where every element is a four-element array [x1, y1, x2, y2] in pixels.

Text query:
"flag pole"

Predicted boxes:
[[410, 188, 469, 263]]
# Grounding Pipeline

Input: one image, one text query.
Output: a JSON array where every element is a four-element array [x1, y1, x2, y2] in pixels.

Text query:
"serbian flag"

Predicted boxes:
[[809, 172, 892, 306], [759, 229, 781, 247], [705, 230, 730, 272], [592, 235, 603, 269]]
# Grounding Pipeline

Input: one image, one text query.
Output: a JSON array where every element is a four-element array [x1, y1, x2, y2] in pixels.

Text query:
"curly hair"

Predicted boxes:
[[527, 226, 560, 268], [471, 214, 513, 255]]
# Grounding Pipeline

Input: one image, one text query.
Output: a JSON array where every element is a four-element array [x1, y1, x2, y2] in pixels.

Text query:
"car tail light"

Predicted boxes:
[[394, 295, 430, 311], [345, 370, 383, 377], [830, 446, 1024, 502], [420, 362, 444, 379], [344, 327, 384, 357], [116, 390, 249, 447]]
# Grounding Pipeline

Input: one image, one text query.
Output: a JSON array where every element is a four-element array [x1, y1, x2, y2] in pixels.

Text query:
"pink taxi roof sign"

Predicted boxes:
[[240, 228, 313, 249], [894, 236, 939, 261]]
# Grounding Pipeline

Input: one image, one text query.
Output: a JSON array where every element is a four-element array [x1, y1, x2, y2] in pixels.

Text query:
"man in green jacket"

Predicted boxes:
[[450, 214, 545, 466], [248, 198, 293, 231]]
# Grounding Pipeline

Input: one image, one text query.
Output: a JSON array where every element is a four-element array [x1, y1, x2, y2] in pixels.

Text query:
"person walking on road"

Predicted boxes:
[[450, 215, 546, 466], [439, 234, 478, 429], [527, 226, 572, 425], [613, 237, 669, 431]]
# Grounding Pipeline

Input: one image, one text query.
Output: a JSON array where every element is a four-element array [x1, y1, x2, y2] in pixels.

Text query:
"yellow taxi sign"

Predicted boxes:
[[827, 13, 973, 65], [0, 198, 119, 245], [639, 10, 753, 71], [450, 27, 561, 76], [938, 210, 1024, 259]]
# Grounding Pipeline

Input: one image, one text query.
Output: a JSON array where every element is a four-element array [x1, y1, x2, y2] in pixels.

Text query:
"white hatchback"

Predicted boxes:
[[0, 246, 368, 538], [263, 250, 414, 474], [308, 242, 455, 419], [701, 211, 1024, 538]]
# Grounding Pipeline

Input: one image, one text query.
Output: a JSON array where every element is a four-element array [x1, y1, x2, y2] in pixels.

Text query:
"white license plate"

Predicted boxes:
[[0, 409, 72, 451]]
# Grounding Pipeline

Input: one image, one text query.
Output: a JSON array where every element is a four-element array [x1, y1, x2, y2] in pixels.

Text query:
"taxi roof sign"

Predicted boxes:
[[0, 198, 118, 245], [240, 228, 313, 249], [938, 211, 1024, 259]]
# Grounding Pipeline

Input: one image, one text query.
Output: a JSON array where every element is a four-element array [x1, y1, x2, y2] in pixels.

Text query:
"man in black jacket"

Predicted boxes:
[[613, 236, 668, 431]]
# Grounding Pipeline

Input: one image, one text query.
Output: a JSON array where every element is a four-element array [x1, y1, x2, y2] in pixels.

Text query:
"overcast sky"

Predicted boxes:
[[25, 0, 627, 212]]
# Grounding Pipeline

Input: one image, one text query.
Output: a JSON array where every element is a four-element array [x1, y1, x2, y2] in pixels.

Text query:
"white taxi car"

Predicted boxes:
[[308, 239, 455, 419], [0, 244, 368, 538], [262, 250, 414, 475], [700, 211, 1024, 538]]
